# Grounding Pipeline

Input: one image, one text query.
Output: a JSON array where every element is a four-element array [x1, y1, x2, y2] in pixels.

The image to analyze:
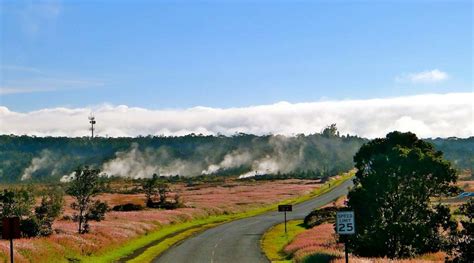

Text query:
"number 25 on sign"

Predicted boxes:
[[336, 211, 355, 235]]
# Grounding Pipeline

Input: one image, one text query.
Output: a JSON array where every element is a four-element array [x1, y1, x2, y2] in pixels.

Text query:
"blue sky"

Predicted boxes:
[[0, 0, 472, 112]]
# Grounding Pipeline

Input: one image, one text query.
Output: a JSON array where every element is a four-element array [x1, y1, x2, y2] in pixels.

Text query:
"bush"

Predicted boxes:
[[0, 186, 63, 238], [87, 201, 109, 221], [146, 200, 182, 210], [173, 194, 185, 208], [142, 175, 184, 209], [446, 199, 474, 262], [33, 188, 65, 237], [112, 203, 143, 212], [20, 217, 41, 237], [304, 206, 338, 228]]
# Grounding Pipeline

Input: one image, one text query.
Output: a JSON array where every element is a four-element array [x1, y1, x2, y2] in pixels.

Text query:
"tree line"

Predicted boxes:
[[0, 128, 472, 183], [0, 127, 367, 182]]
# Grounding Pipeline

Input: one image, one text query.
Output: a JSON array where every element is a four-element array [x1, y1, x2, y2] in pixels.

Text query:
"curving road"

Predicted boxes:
[[153, 179, 353, 263]]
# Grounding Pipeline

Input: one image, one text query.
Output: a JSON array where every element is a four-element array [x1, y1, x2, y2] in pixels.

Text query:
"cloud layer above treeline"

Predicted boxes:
[[1, 93, 472, 139]]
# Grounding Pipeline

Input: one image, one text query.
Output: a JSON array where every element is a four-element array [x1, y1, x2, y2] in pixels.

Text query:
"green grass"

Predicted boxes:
[[127, 223, 220, 263], [261, 220, 306, 263], [81, 172, 354, 263]]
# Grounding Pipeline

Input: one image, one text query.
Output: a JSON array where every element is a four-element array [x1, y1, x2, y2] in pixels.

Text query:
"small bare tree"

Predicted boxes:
[[142, 174, 159, 207], [157, 182, 170, 204], [142, 174, 174, 208]]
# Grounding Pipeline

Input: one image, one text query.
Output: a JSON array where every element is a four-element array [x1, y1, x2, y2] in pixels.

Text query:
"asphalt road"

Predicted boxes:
[[153, 179, 353, 263]]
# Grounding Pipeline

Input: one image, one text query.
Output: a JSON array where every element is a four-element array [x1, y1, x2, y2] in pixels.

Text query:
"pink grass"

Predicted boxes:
[[0, 179, 322, 262], [285, 223, 445, 263]]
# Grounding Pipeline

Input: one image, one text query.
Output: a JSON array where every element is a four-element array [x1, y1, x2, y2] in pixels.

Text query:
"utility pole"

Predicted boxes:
[[89, 115, 96, 139]]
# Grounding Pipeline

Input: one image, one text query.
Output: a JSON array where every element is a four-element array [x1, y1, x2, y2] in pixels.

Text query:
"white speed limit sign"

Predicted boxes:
[[336, 211, 355, 235]]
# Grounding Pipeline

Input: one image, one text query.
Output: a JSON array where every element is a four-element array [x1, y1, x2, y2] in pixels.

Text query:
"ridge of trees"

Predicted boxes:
[[1, 128, 471, 183], [0, 127, 368, 182]]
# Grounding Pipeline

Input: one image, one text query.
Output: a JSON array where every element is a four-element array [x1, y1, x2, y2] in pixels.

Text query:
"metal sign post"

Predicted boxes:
[[278, 205, 292, 233], [336, 211, 355, 263], [2, 217, 21, 263]]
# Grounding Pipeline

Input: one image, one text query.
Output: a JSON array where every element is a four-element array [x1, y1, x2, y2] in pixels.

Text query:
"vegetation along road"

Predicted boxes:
[[153, 179, 353, 263]]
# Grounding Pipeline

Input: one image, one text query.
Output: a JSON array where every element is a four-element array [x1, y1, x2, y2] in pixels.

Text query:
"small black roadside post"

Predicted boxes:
[[336, 211, 355, 263], [345, 238, 349, 263], [2, 217, 21, 263], [278, 204, 292, 233]]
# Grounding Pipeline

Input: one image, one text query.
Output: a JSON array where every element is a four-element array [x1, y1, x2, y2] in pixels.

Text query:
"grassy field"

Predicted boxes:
[[0, 172, 353, 263], [101, 172, 354, 263]]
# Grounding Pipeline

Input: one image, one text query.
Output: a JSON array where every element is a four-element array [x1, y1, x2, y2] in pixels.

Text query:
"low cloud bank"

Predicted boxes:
[[1, 92, 472, 139]]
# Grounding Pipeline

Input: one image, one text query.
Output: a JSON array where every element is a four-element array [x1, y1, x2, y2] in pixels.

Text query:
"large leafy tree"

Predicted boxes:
[[346, 131, 457, 258]]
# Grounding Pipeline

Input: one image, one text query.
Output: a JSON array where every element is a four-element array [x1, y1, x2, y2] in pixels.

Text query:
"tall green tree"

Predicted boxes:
[[345, 131, 458, 258], [67, 167, 108, 234]]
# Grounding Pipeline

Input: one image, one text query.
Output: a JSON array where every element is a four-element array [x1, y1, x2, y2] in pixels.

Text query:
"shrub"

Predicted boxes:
[[112, 203, 144, 212], [142, 174, 182, 209], [304, 207, 338, 228], [446, 199, 473, 262], [87, 201, 109, 221], [33, 187, 65, 236], [20, 217, 41, 237]]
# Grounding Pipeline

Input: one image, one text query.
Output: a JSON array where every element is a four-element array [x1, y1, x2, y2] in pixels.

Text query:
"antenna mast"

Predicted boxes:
[[88, 114, 96, 139]]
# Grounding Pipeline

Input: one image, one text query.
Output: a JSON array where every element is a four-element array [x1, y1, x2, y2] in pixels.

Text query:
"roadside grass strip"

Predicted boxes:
[[261, 220, 306, 263], [126, 223, 220, 263], [81, 171, 354, 262]]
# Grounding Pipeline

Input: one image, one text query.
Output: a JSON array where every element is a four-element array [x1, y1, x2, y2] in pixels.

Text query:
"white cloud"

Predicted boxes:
[[0, 78, 105, 95], [396, 69, 449, 83], [0, 93, 472, 138]]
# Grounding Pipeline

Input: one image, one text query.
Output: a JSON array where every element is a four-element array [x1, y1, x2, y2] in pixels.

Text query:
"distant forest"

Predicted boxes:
[[0, 127, 472, 183]]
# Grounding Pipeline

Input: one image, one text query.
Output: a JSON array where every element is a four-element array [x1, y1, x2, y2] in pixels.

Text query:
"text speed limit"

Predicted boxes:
[[336, 211, 355, 235]]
